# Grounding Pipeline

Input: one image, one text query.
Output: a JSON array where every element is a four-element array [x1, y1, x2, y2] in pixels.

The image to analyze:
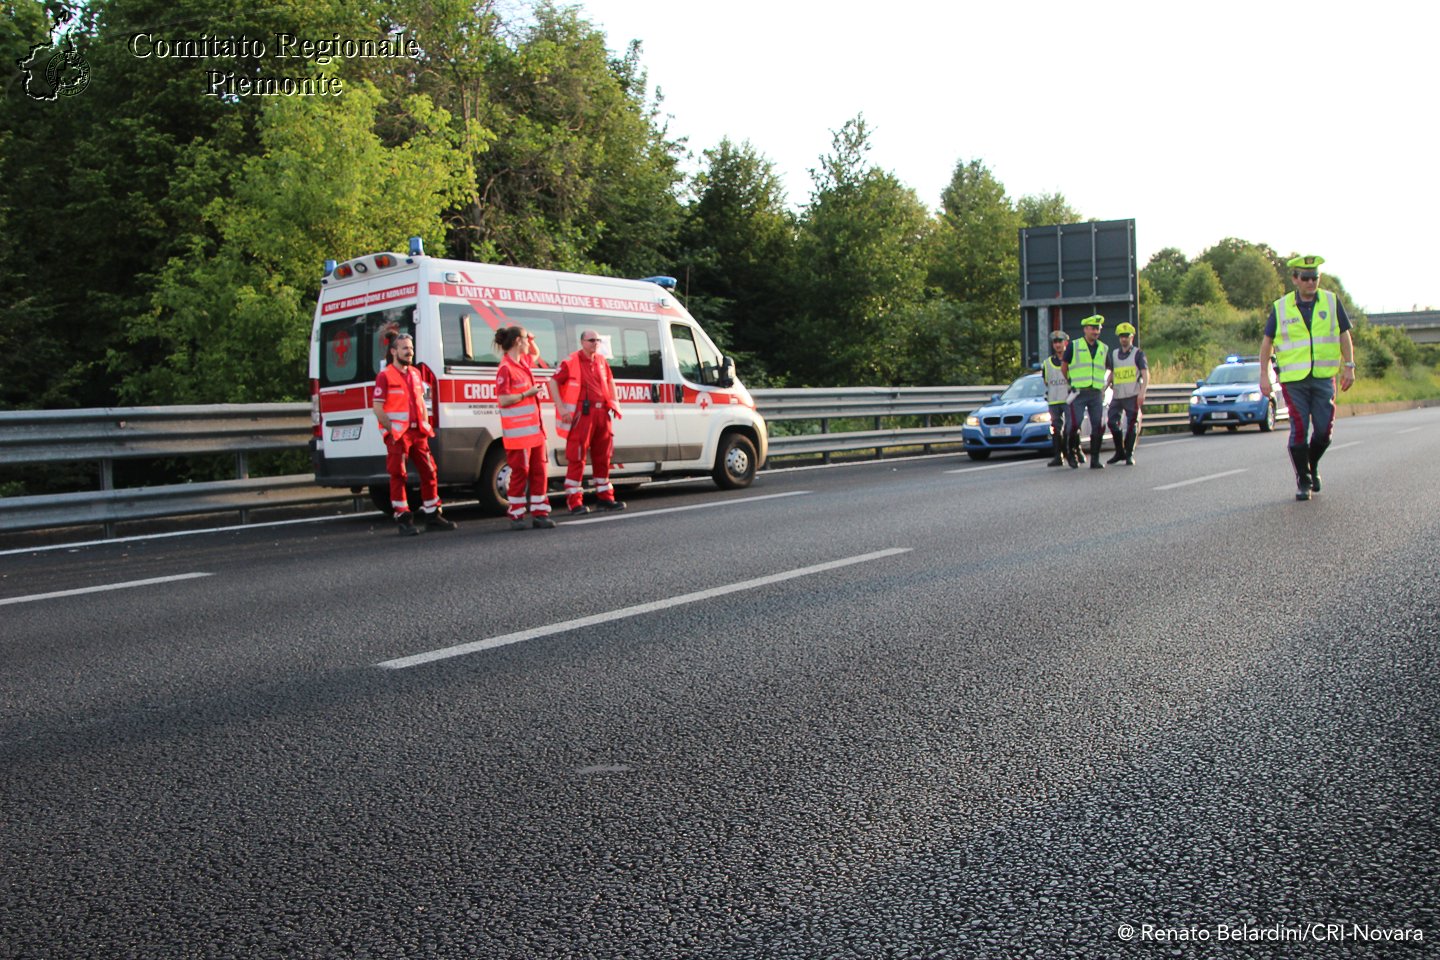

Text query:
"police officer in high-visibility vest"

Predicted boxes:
[[493, 325, 555, 530], [551, 329, 626, 514], [1042, 329, 1073, 467], [371, 333, 457, 536], [1104, 321, 1148, 465], [1258, 255, 1356, 501], [1062, 315, 1109, 469]]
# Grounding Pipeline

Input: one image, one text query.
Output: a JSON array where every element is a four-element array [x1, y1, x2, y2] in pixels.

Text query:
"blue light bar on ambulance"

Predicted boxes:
[[323, 259, 337, 278], [409, 236, 424, 257], [641, 276, 677, 290]]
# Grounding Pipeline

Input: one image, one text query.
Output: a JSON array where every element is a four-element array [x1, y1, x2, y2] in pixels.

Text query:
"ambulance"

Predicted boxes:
[[308, 239, 768, 514]]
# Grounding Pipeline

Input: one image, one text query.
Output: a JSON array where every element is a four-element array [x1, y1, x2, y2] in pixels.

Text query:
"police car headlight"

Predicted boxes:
[[965, 415, 980, 427], [1189, 394, 1201, 405], [1242, 391, 1262, 401], [1028, 411, 1051, 424]]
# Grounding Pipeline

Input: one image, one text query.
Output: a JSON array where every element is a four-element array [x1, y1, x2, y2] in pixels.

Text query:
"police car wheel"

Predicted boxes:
[[966, 449, 991, 461], [1259, 401, 1276, 433], [1191, 424, 1208, 436], [713, 433, 757, 489]]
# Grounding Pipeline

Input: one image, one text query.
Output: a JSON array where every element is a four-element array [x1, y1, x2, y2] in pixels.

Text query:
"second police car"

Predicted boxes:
[[1189, 355, 1287, 434]]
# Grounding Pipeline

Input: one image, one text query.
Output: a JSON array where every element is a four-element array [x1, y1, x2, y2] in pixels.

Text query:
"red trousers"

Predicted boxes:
[[385, 429, 440, 516], [564, 409, 616, 509], [505, 444, 551, 519]]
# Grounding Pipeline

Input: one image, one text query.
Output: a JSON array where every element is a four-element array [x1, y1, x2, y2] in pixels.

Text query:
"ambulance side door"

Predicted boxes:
[[666, 321, 725, 465]]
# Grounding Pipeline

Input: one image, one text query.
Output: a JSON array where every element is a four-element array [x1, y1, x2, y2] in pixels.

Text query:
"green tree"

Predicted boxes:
[[122, 84, 475, 403], [1017, 192, 1081, 228], [1140, 247, 1190, 306], [1220, 248, 1283, 310], [674, 138, 797, 378], [451, 4, 684, 274], [1177, 261, 1226, 306], [789, 116, 933, 385], [930, 158, 1023, 383]]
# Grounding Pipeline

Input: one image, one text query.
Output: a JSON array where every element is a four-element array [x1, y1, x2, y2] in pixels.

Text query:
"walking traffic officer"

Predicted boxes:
[[371, 333, 458, 536], [551, 329, 627, 514], [1063, 315, 1109, 469], [1258, 255, 1356, 501], [1105, 321, 1148, 465], [1043, 330, 1072, 467], [493, 326, 556, 530]]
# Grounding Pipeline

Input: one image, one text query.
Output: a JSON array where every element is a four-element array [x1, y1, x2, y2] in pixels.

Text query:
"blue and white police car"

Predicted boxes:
[[962, 373, 1055, 460], [1189, 355, 1287, 435]]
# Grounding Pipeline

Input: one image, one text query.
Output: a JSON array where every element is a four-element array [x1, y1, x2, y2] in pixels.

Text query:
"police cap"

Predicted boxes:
[[1286, 254, 1325, 270], [1115, 322, 1135, 336], [1050, 329, 1070, 342], [1080, 314, 1105, 329]]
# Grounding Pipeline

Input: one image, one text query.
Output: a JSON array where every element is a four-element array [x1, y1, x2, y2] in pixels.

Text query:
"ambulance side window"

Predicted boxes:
[[440, 305, 564, 369], [566, 316, 662, 380], [672, 323, 722, 385], [439, 303, 499, 365]]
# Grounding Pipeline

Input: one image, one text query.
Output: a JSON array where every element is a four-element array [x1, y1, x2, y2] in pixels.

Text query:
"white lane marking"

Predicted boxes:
[[943, 460, 1036, 474], [1395, 427, 1426, 435], [377, 547, 912, 669], [0, 511, 392, 558], [566, 490, 810, 524], [0, 572, 213, 607], [1153, 469, 1248, 491], [1329, 441, 1363, 450]]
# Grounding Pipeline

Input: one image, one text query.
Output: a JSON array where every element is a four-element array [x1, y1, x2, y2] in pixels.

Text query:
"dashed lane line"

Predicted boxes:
[[376, 547, 912, 669], [0, 572, 213, 606]]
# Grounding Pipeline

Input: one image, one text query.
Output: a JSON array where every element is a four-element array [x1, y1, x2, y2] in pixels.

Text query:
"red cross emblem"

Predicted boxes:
[[333, 329, 351, 366]]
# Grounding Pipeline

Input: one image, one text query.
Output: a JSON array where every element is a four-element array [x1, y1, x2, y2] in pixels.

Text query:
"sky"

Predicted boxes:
[[574, 0, 1436, 314]]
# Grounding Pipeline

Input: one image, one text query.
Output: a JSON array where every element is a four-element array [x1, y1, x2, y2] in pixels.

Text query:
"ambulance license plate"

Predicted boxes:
[[990, 427, 1012, 437], [330, 425, 363, 441]]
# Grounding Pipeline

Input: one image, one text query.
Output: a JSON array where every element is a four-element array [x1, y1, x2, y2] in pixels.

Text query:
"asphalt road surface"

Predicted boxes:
[[3, 409, 1437, 959]]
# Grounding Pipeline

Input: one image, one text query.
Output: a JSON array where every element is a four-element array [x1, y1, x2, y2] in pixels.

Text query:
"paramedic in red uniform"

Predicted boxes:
[[551, 329, 626, 514], [371, 333, 457, 536], [493, 326, 556, 530]]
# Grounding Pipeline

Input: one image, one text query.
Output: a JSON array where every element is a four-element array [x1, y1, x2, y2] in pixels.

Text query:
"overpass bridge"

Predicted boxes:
[[1368, 309, 1440, 343]]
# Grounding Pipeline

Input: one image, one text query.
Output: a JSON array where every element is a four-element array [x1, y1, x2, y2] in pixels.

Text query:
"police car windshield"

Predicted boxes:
[[1000, 376, 1047, 400], [1208, 363, 1261, 385]]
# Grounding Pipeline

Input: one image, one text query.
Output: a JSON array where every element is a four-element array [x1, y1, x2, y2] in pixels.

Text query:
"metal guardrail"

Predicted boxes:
[[0, 387, 1196, 537]]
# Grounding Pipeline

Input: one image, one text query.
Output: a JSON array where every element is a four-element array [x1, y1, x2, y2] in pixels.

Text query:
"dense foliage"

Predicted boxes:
[[2, 0, 1426, 414]]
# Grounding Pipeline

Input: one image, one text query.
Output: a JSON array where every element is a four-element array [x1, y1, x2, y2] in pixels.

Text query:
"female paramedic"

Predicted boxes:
[[493, 326, 556, 530]]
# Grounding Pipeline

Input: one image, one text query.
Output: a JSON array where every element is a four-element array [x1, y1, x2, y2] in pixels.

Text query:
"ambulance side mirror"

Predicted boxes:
[[717, 356, 736, 388]]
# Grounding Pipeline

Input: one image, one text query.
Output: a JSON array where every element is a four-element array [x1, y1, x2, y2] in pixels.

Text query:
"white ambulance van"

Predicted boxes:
[[308, 239, 768, 514]]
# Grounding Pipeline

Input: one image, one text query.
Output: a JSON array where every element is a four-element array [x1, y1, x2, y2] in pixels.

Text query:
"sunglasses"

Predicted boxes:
[[1296, 272, 1319, 281]]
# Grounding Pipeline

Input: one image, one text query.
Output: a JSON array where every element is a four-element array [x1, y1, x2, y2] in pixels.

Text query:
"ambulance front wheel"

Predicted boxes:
[[476, 445, 511, 516], [713, 432, 758, 489]]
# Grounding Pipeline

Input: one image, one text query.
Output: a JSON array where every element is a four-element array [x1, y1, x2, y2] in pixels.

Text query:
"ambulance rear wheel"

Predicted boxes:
[[713, 432, 757, 489], [369, 484, 421, 515], [476, 445, 510, 516]]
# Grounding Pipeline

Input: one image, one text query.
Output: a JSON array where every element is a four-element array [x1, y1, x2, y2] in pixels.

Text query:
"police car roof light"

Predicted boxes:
[[409, 236, 424, 257], [641, 276, 677, 290]]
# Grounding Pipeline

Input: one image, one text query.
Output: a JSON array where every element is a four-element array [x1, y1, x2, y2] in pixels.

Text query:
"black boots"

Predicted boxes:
[[1047, 431, 1064, 467], [1308, 438, 1329, 493], [1288, 444, 1311, 501], [1123, 432, 1137, 466], [396, 511, 419, 536], [1089, 437, 1104, 469], [1106, 428, 1125, 464]]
